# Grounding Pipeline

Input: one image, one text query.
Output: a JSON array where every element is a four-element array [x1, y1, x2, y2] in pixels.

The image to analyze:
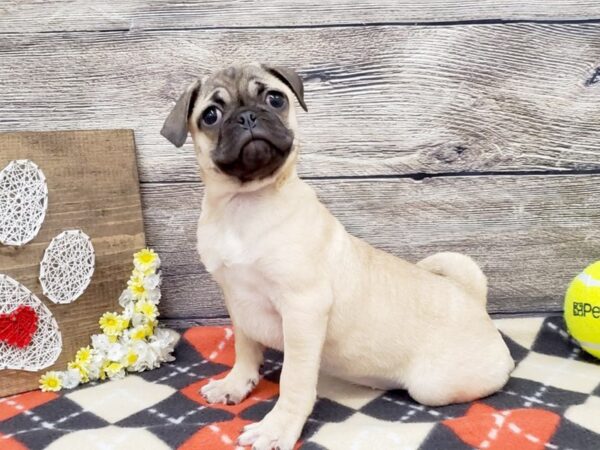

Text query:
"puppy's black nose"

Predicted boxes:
[[237, 111, 257, 130]]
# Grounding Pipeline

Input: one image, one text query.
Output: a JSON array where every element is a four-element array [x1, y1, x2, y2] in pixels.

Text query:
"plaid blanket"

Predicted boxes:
[[1, 316, 599, 450]]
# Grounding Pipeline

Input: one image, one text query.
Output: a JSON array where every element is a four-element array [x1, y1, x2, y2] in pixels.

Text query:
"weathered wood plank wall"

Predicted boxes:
[[142, 175, 600, 319], [1, 2, 599, 325], [2, 1, 600, 31], [2, 26, 600, 182]]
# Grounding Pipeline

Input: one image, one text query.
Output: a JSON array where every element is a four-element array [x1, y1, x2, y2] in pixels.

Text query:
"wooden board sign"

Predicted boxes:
[[0, 129, 145, 396]]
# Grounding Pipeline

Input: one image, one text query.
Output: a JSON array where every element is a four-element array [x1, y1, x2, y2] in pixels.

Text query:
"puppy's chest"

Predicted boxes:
[[222, 265, 284, 350], [197, 221, 258, 273], [197, 222, 284, 349]]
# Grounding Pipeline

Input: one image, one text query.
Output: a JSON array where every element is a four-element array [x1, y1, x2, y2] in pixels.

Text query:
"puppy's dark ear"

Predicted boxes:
[[263, 65, 308, 112], [161, 79, 201, 148]]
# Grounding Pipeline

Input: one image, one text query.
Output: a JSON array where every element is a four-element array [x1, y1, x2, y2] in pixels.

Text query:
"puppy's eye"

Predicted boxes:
[[201, 106, 222, 126], [266, 91, 286, 109]]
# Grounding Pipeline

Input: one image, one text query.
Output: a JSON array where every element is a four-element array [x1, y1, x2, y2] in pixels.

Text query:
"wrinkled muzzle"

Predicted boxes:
[[212, 107, 294, 182]]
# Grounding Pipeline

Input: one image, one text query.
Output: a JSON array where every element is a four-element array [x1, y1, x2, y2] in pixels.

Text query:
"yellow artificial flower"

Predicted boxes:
[[39, 372, 62, 392], [105, 362, 124, 378], [130, 325, 147, 341], [135, 300, 158, 321], [134, 248, 159, 271], [99, 361, 111, 380], [75, 346, 92, 365], [128, 278, 147, 301], [118, 316, 130, 330], [68, 361, 90, 383], [99, 312, 120, 334], [128, 265, 159, 301], [99, 312, 129, 336], [143, 320, 156, 337], [133, 267, 154, 278], [124, 350, 139, 368], [129, 270, 144, 285]]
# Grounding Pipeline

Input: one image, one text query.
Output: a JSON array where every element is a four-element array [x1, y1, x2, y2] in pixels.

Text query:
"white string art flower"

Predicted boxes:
[[40, 230, 95, 304], [0, 160, 48, 246], [40, 248, 179, 392], [0, 274, 62, 371]]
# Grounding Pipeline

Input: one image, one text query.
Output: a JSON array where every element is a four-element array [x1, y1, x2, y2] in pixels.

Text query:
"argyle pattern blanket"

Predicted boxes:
[[1, 316, 600, 450]]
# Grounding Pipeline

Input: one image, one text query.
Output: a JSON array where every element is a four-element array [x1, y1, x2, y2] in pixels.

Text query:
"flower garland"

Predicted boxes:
[[39, 249, 178, 392]]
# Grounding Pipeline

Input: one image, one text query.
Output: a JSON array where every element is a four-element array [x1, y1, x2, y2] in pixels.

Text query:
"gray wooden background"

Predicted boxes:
[[1, 1, 600, 326]]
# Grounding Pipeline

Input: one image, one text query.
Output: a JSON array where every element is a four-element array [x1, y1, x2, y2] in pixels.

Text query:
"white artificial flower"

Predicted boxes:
[[91, 347, 107, 364], [121, 302, 135, 321], [143, 273, 161, 291], [86, 362, 101, 381], [85, 347, 106, 381], [146, 287, 161, 304], [91, 334, 110, 352], [129, 340, 156, 371], [149, 328, 179, 363], [118, 330, 131, 346], [149, 343, 174, 364], [118, 288, 134, 307], [105, 362, 126, 380], [107, 342, 126, 362], [153, 327, 180, 347], [148, 353, 162, 369], [108, 368, 126, 380], [131, 312, 147, 328], [60, 369, 82, 389]]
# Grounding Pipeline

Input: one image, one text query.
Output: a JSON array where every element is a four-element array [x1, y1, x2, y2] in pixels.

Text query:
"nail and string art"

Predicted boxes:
[[0, 160, 48, 246], [40, 230, 95, 304], [0, 274, 62, 371]]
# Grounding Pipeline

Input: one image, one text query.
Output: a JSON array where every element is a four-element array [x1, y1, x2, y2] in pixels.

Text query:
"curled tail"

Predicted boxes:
[[417, 252, 487, 305]]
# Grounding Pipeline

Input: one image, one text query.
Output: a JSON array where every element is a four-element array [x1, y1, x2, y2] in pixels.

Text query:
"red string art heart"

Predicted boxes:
[[0, 305, 38, 348]]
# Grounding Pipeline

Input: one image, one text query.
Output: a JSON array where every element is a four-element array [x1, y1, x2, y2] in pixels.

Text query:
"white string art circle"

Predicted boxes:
[[0, 274, 62, 371], [40, 230, 95, 304], [0, 160, 48, 246]]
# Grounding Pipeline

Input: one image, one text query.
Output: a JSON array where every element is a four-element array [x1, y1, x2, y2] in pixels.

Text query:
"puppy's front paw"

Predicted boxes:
[[200, 372, 258, 405], [238, 408, 305, 450]]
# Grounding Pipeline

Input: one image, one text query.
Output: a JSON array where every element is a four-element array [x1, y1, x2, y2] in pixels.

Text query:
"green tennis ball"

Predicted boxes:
[[564, 261, 600, 358]]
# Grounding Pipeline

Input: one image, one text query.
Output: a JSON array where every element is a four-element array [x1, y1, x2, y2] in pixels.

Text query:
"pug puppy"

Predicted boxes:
[[161, 63, 514, 450]]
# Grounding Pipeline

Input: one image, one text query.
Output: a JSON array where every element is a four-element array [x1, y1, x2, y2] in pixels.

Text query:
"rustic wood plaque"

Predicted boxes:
[[0, 129, 145, 396]]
